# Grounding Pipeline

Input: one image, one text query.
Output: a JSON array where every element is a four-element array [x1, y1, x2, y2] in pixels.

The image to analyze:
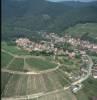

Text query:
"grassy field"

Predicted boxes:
[[1, 72, 12, 95], [42, 73, 55, 92], [54, 70, 71, 86], [2, 71, 70, 97], [1, 51, 13, 68], [26, 58, 57, 71], [2, 42, 30, 55], [2, 74, 28, 97], [76, 77, 97, 100], [57, 56, 81, 73], [8, 58, 24, 71], [38, 89, 77, 100]]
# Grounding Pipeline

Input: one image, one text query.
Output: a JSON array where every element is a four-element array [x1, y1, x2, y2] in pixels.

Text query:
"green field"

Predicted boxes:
[[57, 56, 81, 73], [1, 51, 13, 68], [76, 77, 97, 100], [38, 89, 77, 100], [8, 58, 24, 71], [2, 42, 30, 55], [1, 74, 28, 97], [54, 70, 71, 86], [1, 72, 12, 94], [26, 58, 57, 71]]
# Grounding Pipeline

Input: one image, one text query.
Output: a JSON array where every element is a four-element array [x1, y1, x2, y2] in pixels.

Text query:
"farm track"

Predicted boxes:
[[2, 49, 15, 57], [2, 49, 46, 59], [1, 62, 59, 75], [6, 57, 15, 69], [2, 87, 70, 100], [1, 69, 39, 75]]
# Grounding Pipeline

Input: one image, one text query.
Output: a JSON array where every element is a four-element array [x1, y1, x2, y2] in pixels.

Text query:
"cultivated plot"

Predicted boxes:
[[1, 51, 14, 68], [26, 58, 57, 71]]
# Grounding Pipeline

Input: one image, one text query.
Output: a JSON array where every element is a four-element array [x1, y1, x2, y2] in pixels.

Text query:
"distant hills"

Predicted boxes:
[[2, 0, 97, 41]]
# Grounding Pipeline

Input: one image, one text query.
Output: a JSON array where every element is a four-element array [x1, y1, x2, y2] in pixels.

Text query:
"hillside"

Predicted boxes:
[[64, 23, 97, 43], [2, 0, 97, 41]]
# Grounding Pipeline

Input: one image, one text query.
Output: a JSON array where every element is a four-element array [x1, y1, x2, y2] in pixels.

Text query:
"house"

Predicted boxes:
[[68, 52, 75, 59], [92, 66, 97, 79], [71, 84, 82, 93]]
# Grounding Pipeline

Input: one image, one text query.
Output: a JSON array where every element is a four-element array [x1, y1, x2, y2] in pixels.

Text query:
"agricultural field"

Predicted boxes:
[[1, 71, 70, 97], [76, 77, 97, 100], [26, 58, 57, 71], [2, 73, 28, 97], [7, 58, 24, 71], [2, 42, 30, 55], [1, 72, 12, 94], [1, 51, 13, 68], [38, 89, 77, 100], [57, 56, 81, 73]]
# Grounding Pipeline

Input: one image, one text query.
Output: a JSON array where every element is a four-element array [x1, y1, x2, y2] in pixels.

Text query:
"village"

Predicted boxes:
[[16, 33, 97, 54]]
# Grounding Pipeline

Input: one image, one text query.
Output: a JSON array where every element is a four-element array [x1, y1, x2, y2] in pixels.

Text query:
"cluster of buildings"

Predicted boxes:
[[16, 38, 54, 52], [71, 83, 82, 94], [51, 33, 96, 52], [92, 64, 97, 79], [43, 33, 97, 54], [15, 37, 78, 59], [68, 38, 97, 53], [15, 33, 97, 55], [15, 34, 97, 62]]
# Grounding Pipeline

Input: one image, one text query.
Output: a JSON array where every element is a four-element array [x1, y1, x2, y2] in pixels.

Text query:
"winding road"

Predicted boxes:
[[72, 55, 93, 85]]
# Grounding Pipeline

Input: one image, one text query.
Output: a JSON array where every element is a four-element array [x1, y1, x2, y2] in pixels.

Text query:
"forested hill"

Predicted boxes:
[[2, 0, 97, 41]]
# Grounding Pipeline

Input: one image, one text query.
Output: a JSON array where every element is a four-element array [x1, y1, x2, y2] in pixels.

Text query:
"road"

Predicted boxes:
[[2, 62, 60, 75], [2, 87, 71, 100], [72, 55, 93, 85]]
